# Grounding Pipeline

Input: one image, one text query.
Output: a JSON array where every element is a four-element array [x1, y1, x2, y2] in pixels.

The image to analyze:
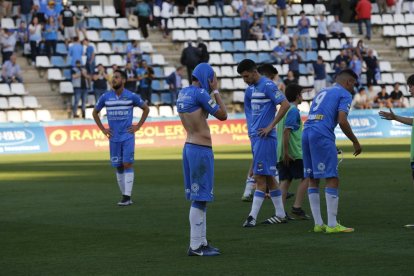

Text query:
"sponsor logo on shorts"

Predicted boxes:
[[191, 183, 200, 193], [306, 168, 312, 174], [111, 156, 120, 163], [317, 162, 325, 171], [257, 162, 263, 172]]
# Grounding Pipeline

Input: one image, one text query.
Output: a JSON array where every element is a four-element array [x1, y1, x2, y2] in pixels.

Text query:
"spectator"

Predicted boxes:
[[296, 11, 312, 53], [75, 6, 88, 39], [260, 17, 277, 41], [312, 56, 327, 93], [271, 40, 286, 64], [335, 60, 349, 78], [249, 19, 263, 40], [354, 39, 367, 60], [44, 16, 58, 57], [126, 40, 142, 66], [214, 0, 225, 16], [395, 0, 404, 14], [68, 36, 83, 67], [136, 60, 154, 104], [239, 0, 254, 41], [285, 45, 301, 81], [92, 64, 108, 101], [333, 49, 350, 73], [2, 0, 13, 18], [328, 15, 346, 39], [330, 0, 341, 16], [1, 29, 17, 64], [367, 84, 378, 108], [83, 39, 95, 76], [231, 0, 243, 12], [363, 49, 379, 86], [355, 0, 372, 40], [408, 0, 414, 14], [180, 41, 201, 81], [276, 0, 288, 31], [29, 16, 42, 66], [37, 0, 49, 23], [125, 61, 138, 92], [376, 84, 392, 108], [252, 0, 266, 19], [19, 0, 34, 25], [45, 1, 58, 21], [54, 0, 63, 14], [2, 54, 23, 84], [161, 0, 172, 38], [353, 87, 371, 109], [197, 38, 209, 63], [349, 54, 362, 79], [72, 60, 90, 118], [17, 21, 28, 47], [278, 26, 294, 47], [59, 3, 76, 43], [390, 83, 407, 107], [342, 37, 354, 57], [107, 64, 119, 84], [166, 65, 184, 104], [284, 70, 298, 87], [135, 0, 153, 39], [316, 14, 328, 50], [376, 0, 387, 15]]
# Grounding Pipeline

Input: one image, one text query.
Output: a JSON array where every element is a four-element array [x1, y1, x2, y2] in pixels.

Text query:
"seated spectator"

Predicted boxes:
[[232, 0, 243, 12], [390, 83, 407, 108], [126, 40, 142, 66], [364, 49, 379, 86], [284, 70, 298, 87], [333, 49, 350, 73], [354, 39, 367, 60], [250, 19, 263, 40], [271, 40, 286, 64], [285, 45, 301, 80], [2, 54, 23, 84], [252, 0, 266, 19], [260, 17, 276, 41], [328, 15, 346, 39], [367, 85, 378, 108], [353, 87, 371, 109], [342, 37, 354, 57], [335, 60, 349, 78], [295, 11, 312, 53], [349, 54, 362, 79], [17, 22, 28, 47], [376, 84, 392, 108], [312, 56, 327, 93], [166, 66, 184, 104], [278, 27, 293, 47], [125, 61, 138, 93]]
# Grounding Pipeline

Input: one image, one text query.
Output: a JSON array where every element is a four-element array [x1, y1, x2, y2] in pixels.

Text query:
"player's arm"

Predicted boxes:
[[379, 108, 413, 125], [209, 74, 227, 121], [338, 111, 362, 156], [92, 108, 111, 139], [282, 128, 293, 166], [129, 103, 150, 133]]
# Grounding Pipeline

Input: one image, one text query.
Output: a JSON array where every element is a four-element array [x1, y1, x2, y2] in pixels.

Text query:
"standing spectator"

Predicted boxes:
[[352, 87, 371, 109], [136, 60, 154, 104], [75, 6, 88, 39], [37, 0, 48, 23], [83, 39, 95, 76], [68, 36, 83, 67], [363, 49, 378, 86], [19, 0, 34, 25], [1, 29, 17, 64], [285, 45, 302, 81], [2, 0, 13, 18], [316, 14, 328, 50], [261, 17, 277, 41], [312, 56, 327, 93], [93, 64, 108, 101], [125, 40, 142, 66], [2, 54, 23, 84], [45, 1, 58, 21], [376, 0, 387, 15], [279, 26, 294, 47], [180, 41, 201, 81], [124, 61, 138, 93], [29, 16, 42, 66], [197, 38, 209, 63], [214, 0, 225, 16], [54, 0, 63, 14], [330, 0, 341, 16], [252, 0, 265, 19], [59, 3, 76, 43], [17, 21, 28, 47], [166, 65, 184, 104], [271, 40, 287, 64], [349, 54, 362, 79], [296, 11, 312, 53], [276, 0, 288, 31], [390, 83, 407, 107], [328, 15, 346, 39], [335, 60, 349, 79], [284, 70, 298, 87], [43, 16, 58, 57], [355, 0, 372, 40], [135, 0, 153, 39], [72, 60, 90, 118], [239, 0, 253, 41], [354, 39, 367, 60], [232, 0, 243, 12], [377, 84, 392, 108], [161, 0, 172, 38]]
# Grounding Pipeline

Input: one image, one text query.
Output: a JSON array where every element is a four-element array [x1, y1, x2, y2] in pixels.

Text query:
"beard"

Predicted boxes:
[[113, 83, 121, 90]]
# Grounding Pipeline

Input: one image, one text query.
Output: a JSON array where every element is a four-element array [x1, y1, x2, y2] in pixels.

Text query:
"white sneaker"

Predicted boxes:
[[117, 199, 133, 206]]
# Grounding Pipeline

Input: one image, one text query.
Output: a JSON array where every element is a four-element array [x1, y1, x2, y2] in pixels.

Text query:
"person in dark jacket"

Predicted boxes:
[[197, 38, 209, 63], [180, 42, 201, 81]]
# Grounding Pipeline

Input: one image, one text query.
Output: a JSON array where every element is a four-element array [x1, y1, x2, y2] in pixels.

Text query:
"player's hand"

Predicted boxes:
[[353, 141, 362, 156], [258, 126, 272, 137], [379, 108, 396, 120], [209, 73, 218, 91], [102, 128, 111, 139], [128, 124, 141, 133], [283, 153, 293, 166]]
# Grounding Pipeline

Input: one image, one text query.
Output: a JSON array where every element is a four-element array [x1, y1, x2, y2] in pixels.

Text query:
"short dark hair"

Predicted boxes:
[[407, 74, 414, 86], [257, 64, 278, 76], [237, 59, 256, 74], [358, 87, 365, 93], [285, 84, 303, 102], [336, 69, 358, 81], [115, 69, 127, 80]]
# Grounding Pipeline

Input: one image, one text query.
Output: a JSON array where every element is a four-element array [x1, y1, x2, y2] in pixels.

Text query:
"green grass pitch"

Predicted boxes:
[[1, 138, 414, 275]]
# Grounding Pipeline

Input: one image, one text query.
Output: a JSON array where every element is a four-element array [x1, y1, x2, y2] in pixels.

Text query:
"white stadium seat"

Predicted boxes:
[[47, 69, 65, 80], [0, 97, 8, 109], [0, 83, 12, 96], [11, 83, 27, 95], [91, 5, 104, 17], [8, 96, 24, 109], [21, 110, 37, 122], [104, 6, 119, 17], [36, 110, 53, 121], [159, 106, 173, 117], [36, 56, 51, 68], [0, 111, 7, 122], [232, 91, 244, 103], [149, 106, 160, 117], [102, 18, 116, 29], [23, 96, 40, 108], [127, 30, 142, 41], [6, 110, 22, 122], [59, 82, 74, 94]]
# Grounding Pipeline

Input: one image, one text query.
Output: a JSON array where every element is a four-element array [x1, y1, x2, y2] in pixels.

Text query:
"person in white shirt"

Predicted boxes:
[[0, 28, 17, 64], [328, 15, 346, 39], [316, 15, 328, 50], [161, 0, 173, 38], [353, 87, 371, 109]]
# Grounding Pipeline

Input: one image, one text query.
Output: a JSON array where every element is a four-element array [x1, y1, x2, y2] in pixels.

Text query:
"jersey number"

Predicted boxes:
[[312, 91, 327, 111]]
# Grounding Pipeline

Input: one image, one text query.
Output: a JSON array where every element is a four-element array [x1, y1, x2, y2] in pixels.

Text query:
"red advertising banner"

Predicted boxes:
[[44, 119, 250, 152]]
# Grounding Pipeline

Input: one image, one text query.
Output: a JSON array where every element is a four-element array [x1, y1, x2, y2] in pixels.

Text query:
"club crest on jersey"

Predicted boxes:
[[191, 183, 200, 193], [317, 162, 326, 171]]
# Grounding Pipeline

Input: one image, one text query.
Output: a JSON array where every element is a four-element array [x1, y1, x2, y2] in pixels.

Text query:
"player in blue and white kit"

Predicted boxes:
[[93, 70, 149, 206], [237, 59, 290, 227], [177, 63, 227, 256], [303, 69, 362, 233]]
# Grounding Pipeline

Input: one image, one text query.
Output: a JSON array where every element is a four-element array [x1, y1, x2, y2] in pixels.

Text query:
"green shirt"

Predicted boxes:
[[277, 104, 303, 162], [411, 119, 414, 162]]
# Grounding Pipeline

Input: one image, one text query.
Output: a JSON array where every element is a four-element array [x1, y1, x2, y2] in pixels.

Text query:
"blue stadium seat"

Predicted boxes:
[[142, 54, 152, 64], [114, 30, 127, 41], [311, 39, 317, 50], [88, 18, 102, 29], [210, 18, 222, 28], [151, 80, 162, 91], [51, 56, 66, 68], [268, 16, 277, 26], [246, 53, 258, 62], [258, 53, 270, 63], [233, 18, 241, 26], [222, 18, 235, 28], [306, 51, 318, 62], [160, 92, 173, 105], [299, 64, 309, 74], [210, 30, 222, 40], [222, 41, 233, 52], [233, 41, 246, 52], [233, 53, 246, 63], [100, 30, 114, 41], [112, 42, 125, 53], [63, 69, 72, 80], [198, 18, 210, 29], [222, 29, 234, 40], [56, 43, 67, 55], [153, 67, 164, 78], [151, 93, 161, 105]]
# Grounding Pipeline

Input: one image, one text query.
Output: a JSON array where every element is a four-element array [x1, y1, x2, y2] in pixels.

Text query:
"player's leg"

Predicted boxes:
[[290, 159, 310, 220], [117, 138, 135, 206], [241, 162, 255, 202], [277, 161, 292, 206], [110, 140, 126, 204], [243, 174, 266, 227], [265, 175, 287, 223]]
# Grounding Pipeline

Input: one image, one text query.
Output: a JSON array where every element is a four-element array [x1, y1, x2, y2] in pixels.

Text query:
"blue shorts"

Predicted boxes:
[[251, 136, 277, 176], [109, 137, 135, 167], [182, 143, 214, 202], [302, 129, 338, 179]]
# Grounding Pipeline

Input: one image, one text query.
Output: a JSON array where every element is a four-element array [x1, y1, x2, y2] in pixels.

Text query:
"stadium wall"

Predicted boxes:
[[0, 109, 412, 154]]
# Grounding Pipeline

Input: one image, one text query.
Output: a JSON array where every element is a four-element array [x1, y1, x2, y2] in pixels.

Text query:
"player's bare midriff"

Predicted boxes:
[[179, 108, 212, 147]]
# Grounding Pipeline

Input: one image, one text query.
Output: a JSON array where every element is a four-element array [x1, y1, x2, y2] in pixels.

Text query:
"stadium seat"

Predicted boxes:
[[396, 37, 408, 48], [153, 67, 164, 78], [210, 30, 222, 40], [198, 18, 210, 29], [405, 14, 414, 24], [233, 78, 246, 89], [36, 56, 51, 68], [298, 101, 310, 113], [382, 14, 394, 25], [86, 30, 101, 41], [371, 14, 382, 25], [7, 110, 22, 122], [0, 97, 8, 109], [186, 18, 198, 28], [209, 54, 221, 65], [209, 41, 223, 52], [173, 18, 186, 29], [56, 43, 68, 55], [10, 83, 27, 95], [149, 106, 160, 117], [51, 56, 68, 68], [210, 18, 222, 28], [88, 18, 102, 29], [100, 30, 113, 41], [112, 42, 126, 53], [0, 111, 6, 122], [406, 25, 414, 36], [59, 82, 74, 94], [257, 40, 271, 51], [116, 18, 130, 29], [160, 93, 173, 105], [23, 96, 40, 109], [133, 107, 143, 118], [128, 30, 142, 41], [246, 40, 258, 52], [221, 41, 233, 52], [95, 55, 109, 66], [159, 106, 173, 117], [142, 54, 152, 64], [393, 73, 406, 84], [221, 53, 234, 64], [222, 29, 234, 40], [21, 110, 37, 122], [97, 42, 113, 54], [258, 53, 270, 63], [222, 17, 235, 28], [233, 53, 245, 64], [152, 54, 166, 65], [109, 55, 125, 66], [104, 6, 119, 17], [91, 5, 104, 17], [151, 80, 162, 91], [197, 5, 211, 16], [140, 42, 154, 53], [233, 41, 246, 52], [163, 66, 175, 76], [220, 66, 233, 77], [8, 97, 24, 109], [382, 26, 394, 37], [394, 14, 406, 25], [380, 73, 394, 84], [35, 110, 52, 122], [395, 25, 407, 36], [232, 91, 244, 103], [102, 18, 116, 29], [379, 61, 393, 72], [245, 53, 258, 62], [172, 30, 184, 41], [220, 78, 233, 90], [1, 18, 15, 29], [114, 30, 127, 41], [197, 29, 210, 41]]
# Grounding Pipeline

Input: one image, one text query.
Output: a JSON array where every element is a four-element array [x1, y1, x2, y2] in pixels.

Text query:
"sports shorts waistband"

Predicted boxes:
[[185, 142, 212, 149]]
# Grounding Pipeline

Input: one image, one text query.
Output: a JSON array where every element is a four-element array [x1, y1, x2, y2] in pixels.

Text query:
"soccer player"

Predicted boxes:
[[92, 70, 149, 206], [274, 83, 310, 220], [379, 74, 414, 229], [176, 63, 227, 256], [303, 69, 362, 234], [237, 59, 290, 227]]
